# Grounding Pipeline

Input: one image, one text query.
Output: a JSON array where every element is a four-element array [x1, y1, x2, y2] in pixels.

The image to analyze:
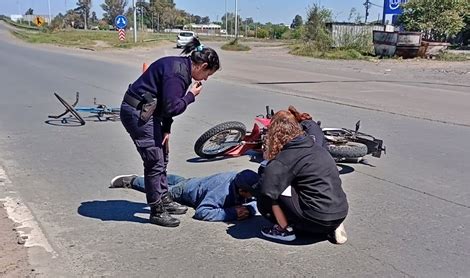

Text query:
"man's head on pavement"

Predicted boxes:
[[233, 170, 260, 198]]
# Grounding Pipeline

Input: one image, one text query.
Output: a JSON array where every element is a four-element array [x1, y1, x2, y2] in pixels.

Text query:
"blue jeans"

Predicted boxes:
[[132, 174, 187, 202]]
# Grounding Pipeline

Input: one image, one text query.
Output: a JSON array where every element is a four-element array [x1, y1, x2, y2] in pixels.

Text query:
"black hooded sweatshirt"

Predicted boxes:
[[260, 135, 348, 221]]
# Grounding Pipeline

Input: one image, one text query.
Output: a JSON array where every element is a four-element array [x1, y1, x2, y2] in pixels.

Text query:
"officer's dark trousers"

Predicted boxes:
[[120, 102, 168, 206]]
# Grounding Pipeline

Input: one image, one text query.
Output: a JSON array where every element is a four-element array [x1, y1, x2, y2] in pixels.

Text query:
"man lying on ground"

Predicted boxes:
[[110, 170, 259, 222]]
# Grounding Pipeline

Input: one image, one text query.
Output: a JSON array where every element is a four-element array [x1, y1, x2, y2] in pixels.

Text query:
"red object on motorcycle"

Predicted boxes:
[[225, 123, 263, 157]]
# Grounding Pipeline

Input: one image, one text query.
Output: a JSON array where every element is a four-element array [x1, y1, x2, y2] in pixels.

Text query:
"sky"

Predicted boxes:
[[1, 0, 384, 24]]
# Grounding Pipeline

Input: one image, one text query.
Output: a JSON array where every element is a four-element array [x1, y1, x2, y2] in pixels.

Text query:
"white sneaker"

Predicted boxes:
[[328, 223, 348, 245], [109, 175, 138, 188]]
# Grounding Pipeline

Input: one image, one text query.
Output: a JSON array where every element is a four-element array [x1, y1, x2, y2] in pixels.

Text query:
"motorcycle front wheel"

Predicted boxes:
[[194, 121, 247, 159]]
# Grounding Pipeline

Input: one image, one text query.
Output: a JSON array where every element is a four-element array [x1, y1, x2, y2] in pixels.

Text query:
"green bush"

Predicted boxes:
[[221, 39, 251, 51]]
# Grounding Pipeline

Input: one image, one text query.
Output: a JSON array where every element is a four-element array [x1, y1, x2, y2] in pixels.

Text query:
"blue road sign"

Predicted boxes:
[[383, 0, 408, 15], [115, 15, 128, 29]]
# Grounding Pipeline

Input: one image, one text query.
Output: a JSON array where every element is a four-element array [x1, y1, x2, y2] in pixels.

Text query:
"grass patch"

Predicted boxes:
[[221, 39, 251, 51], [434, 51, 470, 61], [9, 29, 174, 49], [289, 43, 369, 60]]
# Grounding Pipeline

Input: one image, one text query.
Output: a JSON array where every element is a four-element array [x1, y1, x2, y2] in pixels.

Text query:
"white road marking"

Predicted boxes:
[[0, 166, 57, 257]]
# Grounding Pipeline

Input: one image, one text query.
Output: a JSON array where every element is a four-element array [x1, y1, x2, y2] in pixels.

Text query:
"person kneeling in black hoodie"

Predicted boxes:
[[257, 108, 348, 243]]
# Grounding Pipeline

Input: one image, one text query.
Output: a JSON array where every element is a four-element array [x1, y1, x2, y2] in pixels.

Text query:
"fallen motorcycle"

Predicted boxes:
[[194, 106, 386, 162]]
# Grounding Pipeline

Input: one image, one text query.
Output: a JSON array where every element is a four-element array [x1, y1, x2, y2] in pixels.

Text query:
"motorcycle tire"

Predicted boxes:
[[327, 142, 368, 159], [194, 121, 247, 159]]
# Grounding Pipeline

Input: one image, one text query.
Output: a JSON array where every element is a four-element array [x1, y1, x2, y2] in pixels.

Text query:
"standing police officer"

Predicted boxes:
[[120, 38, 221, 227]]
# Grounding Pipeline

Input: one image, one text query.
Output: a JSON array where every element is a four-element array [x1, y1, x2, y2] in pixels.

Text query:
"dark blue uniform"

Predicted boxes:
[[120, 56, 195, 205]]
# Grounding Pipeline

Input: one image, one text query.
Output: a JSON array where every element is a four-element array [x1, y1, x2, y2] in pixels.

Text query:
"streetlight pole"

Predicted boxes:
[[47, 0, 52, 25], [234, 0, 238, 39], [225, 0, 228, 37], [133, 0, 137, 43]]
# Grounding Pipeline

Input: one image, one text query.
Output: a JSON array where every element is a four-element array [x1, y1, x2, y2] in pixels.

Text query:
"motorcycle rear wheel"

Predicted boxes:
[[327, 142, 368, 159], [194, 121, 247, 159]]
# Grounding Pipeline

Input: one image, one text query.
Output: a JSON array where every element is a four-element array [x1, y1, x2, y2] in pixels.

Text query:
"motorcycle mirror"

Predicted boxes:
[[355, 120, 361, 133], [265, 106, 270, 118]]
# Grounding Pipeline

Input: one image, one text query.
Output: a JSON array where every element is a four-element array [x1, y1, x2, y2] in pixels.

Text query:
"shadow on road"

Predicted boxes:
[[226, 216, 326, 246], [78, 200, 149, 223], [186, 156, 236, 163], [186, 150, 263, 164], [337, 164, 355, 175], [44, 118, 84, 127]]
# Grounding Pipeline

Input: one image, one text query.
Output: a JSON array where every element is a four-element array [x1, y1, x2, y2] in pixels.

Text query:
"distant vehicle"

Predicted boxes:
[[176, 31, 196, 48]]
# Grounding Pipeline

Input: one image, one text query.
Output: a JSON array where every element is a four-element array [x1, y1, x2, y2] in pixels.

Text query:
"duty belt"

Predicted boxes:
[[123, 93, 142, 109]]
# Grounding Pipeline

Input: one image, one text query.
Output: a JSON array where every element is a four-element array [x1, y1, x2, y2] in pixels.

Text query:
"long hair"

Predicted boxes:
[[181, 37, 220, 71], [265, 110, 304, 160]]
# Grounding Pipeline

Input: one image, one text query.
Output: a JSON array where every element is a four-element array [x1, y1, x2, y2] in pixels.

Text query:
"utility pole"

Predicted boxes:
[[225, 0, 228, 37], [140, 0, 144, 32], [364, 0, 371, 23], [133, 0, 137, 43], [234, 0, 238, 39], [47, 0, 52, 25]]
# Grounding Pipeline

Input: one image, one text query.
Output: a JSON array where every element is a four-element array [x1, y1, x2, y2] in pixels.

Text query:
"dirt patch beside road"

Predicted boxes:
[[0, 205, 33, 277]]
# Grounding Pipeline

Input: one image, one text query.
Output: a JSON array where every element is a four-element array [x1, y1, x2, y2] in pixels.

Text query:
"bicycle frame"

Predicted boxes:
[[48, 92, 120, 125]]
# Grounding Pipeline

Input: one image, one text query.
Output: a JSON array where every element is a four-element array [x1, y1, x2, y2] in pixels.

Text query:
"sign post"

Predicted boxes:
[[114, 15, 128, 42], [118, 29, 126, 41]]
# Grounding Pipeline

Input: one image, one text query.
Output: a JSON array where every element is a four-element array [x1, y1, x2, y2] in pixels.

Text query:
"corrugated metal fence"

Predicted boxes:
[[326, 23, 386, 48]]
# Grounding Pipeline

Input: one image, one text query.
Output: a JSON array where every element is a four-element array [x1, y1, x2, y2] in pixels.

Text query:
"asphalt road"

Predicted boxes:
[[0, 23, 469, 277]]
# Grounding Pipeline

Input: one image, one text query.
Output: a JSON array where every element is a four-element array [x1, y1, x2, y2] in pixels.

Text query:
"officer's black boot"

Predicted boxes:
[[149, 202, 180, 227], [162, 194, 188, 215]]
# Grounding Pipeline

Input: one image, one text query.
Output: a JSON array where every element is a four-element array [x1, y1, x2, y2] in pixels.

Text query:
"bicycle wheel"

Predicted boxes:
[[54, 93, 86, 125]]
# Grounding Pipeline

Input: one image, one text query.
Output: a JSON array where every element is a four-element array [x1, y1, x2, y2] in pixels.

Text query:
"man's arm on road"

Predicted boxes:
[[193, 203, 238, 221]]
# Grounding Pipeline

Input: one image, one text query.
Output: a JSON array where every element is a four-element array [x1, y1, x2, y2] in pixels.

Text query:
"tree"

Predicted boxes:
[[51, 13, 65, 30], [244, 17, 254, 25], [192, 15, 202, 24], [399, 0, 468, 42], [348, 8, 362, 23], [201, 16, 210, 24], [91, 11, 98, 24], [25, 8, 34, 15], [101, 0, 127, 25], [149, 0, 177, 29], [291, 15, 303, 29], [63, 9, 84, 29], [304, 4, 333, 50], [222, 12, 236, 35], [75, 0, 92, 29]]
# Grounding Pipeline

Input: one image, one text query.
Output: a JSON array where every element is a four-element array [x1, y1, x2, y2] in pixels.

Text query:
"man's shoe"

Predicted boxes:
[[149, 203, 180, 227], [109, 174, 137, 188], [327, 223, 348, 244], [162, 194, 188, 215], [261, 224, 296, 242]]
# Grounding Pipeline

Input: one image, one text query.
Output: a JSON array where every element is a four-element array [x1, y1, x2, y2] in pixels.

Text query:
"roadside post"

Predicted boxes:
[[115, 15, 128, 42]]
